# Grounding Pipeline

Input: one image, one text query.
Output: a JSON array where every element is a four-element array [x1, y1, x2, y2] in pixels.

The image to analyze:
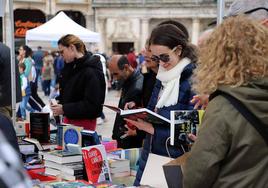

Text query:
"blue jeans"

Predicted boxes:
[[20, 95, 35, 119]]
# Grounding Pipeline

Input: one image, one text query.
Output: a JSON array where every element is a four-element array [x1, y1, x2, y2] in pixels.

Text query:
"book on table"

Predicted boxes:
[[44, 160, 83, 174], [103, 104, 170, 124], [43, 150, 82, 164], [30, 112, 50, 143], [82, 144, 111, 184]]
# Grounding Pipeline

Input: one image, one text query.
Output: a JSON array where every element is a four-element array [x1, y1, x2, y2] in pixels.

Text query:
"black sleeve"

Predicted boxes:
[[0, 114, 20, 153]]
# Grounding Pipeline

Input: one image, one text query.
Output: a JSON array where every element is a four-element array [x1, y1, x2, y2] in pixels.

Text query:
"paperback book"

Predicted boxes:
[[82, 144, 111, 184], [103, 104, 170, 125], [170, 110, 205, 146], [43, 150, 82, 164]]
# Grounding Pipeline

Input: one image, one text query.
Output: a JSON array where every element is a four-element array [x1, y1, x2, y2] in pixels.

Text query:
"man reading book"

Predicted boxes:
[[109, 55, 145, 149]]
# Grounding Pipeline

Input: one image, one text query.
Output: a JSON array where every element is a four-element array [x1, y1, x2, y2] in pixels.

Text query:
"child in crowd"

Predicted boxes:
[[18, 63, 35, 120]]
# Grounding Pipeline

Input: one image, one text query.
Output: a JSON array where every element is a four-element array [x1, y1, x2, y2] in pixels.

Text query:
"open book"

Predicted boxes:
[[103, 104, 170, 125]]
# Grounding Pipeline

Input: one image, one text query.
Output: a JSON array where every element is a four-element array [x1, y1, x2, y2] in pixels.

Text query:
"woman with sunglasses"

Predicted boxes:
[[125, 24, 197, 186], [51, 34, 106, 131]]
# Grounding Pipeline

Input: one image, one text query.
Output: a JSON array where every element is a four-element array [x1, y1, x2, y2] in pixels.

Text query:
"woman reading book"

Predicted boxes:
[[125, 23, 197, 186], [51, 34, 106, 130]]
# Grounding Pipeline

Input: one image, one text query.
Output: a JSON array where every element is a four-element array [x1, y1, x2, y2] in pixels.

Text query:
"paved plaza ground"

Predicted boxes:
[[38, 89, 120, 139]]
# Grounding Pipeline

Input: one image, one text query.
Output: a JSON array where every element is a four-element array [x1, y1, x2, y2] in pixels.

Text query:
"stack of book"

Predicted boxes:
[[109, 148, 141, 176], [43, 150, 83, 181], [108, 157, 130, 178]]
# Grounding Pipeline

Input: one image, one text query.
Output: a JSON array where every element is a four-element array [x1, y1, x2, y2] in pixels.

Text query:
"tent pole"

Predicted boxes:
[[217, 0, 225, 25], [8, 0, 16, 126]]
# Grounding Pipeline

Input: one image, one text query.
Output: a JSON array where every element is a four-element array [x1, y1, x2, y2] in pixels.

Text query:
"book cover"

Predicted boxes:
[[103, 104, 170, 125], [30, 112, 50, 143], [81, 130, 101, 147], [82, 144, 112, 184], [170, 110, 205, 146], [15, 121, 30, 137], [62, 125, 83, 150]]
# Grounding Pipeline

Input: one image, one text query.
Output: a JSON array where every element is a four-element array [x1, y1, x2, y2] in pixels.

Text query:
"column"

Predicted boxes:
[[191, 18, 200, 45], [96, 18, 106, 53], [140, 18, 149, 51]]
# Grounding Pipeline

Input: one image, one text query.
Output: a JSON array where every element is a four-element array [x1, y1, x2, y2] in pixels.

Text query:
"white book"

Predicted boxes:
[[43, 150, 82, 164], [110, 165, 130, 174], [45, 167, 61, 176], [111, 170, 130, 178], [44, 160, 63, 171]]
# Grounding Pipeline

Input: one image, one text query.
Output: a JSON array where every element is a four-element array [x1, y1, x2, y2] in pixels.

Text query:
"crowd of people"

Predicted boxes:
[[0, 0, 267, 187]]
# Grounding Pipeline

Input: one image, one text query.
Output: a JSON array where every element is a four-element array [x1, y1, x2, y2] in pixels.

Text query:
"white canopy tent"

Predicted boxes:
[[25, 11, 100, 50]]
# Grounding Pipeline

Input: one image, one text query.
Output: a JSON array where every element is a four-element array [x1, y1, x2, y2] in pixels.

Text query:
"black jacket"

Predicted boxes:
[[57, 53, 105, 119], [0, 113, 19, 153], [112, 69, 144, 149], [0, 42, 22, 107]]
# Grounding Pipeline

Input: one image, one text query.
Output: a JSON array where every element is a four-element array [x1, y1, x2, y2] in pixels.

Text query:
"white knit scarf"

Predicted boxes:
[[156, 57, 191, 108]]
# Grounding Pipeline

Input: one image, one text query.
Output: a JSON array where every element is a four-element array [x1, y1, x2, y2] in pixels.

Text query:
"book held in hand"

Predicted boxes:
[[170, 110, 205, 146], [103, 104, 170, 125]]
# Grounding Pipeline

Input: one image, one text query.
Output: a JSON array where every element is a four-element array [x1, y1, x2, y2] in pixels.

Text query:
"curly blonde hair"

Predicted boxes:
[[192, 16, 268, 95]]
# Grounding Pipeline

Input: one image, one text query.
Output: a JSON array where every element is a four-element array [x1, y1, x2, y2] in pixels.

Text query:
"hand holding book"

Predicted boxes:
[[124, 118, 154, 135]]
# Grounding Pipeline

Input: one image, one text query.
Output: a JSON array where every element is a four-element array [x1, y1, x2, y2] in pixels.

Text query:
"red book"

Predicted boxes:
[[82, 144, 111, 184]]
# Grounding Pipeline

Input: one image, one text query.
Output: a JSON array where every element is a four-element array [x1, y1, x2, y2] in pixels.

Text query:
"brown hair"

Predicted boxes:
[[57, 34, 86, 54], [149, 24, 197, 63], [192, 16, 268, 95]]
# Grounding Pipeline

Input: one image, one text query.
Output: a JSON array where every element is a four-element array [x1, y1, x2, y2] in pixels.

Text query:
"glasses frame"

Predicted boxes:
[[150, 46, 179, 64]]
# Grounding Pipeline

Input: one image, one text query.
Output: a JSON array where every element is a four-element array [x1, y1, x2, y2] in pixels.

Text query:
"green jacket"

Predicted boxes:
[[183, 78, 268, 188]]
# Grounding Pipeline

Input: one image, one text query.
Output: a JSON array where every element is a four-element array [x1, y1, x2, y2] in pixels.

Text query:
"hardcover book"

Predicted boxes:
[[82, 144, 111, 184], [30, 112, 50, 143], [170, 110, 205, 146], [103, 104, 170, 125]]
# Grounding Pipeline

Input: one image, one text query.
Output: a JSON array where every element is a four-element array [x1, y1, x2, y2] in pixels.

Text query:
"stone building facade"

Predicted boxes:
[[2, 0, 234, 54]]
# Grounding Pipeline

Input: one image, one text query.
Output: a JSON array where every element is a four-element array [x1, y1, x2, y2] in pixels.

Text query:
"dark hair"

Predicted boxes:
[[158, 20, 189, 40], [149, 24, 197, 62], [58, 34, 86, 54], [22, 45, 33, 58], [117, 55, 130, 70]]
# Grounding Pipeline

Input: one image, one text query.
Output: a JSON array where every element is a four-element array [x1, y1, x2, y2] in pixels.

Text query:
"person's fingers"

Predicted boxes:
[[194, 101, 200, 109], [188, 133, 197, 141]]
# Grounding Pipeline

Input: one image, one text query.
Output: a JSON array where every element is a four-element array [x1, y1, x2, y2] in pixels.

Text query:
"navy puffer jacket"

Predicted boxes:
[[134, 62, 195, 186]]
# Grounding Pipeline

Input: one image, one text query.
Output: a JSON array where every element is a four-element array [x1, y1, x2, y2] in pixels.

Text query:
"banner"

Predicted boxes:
[[0, 0, 6, 17]]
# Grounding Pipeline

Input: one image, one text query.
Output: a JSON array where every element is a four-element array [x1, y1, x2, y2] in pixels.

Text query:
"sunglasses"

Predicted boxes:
[[150, 46, 179, 64]]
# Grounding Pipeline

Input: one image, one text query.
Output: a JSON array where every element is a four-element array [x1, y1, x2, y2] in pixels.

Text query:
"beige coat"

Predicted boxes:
[[183, 78, 268, 188]]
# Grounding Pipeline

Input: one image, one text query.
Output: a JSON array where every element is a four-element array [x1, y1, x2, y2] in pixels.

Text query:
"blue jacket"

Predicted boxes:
[[134, 62, 196, 186]]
